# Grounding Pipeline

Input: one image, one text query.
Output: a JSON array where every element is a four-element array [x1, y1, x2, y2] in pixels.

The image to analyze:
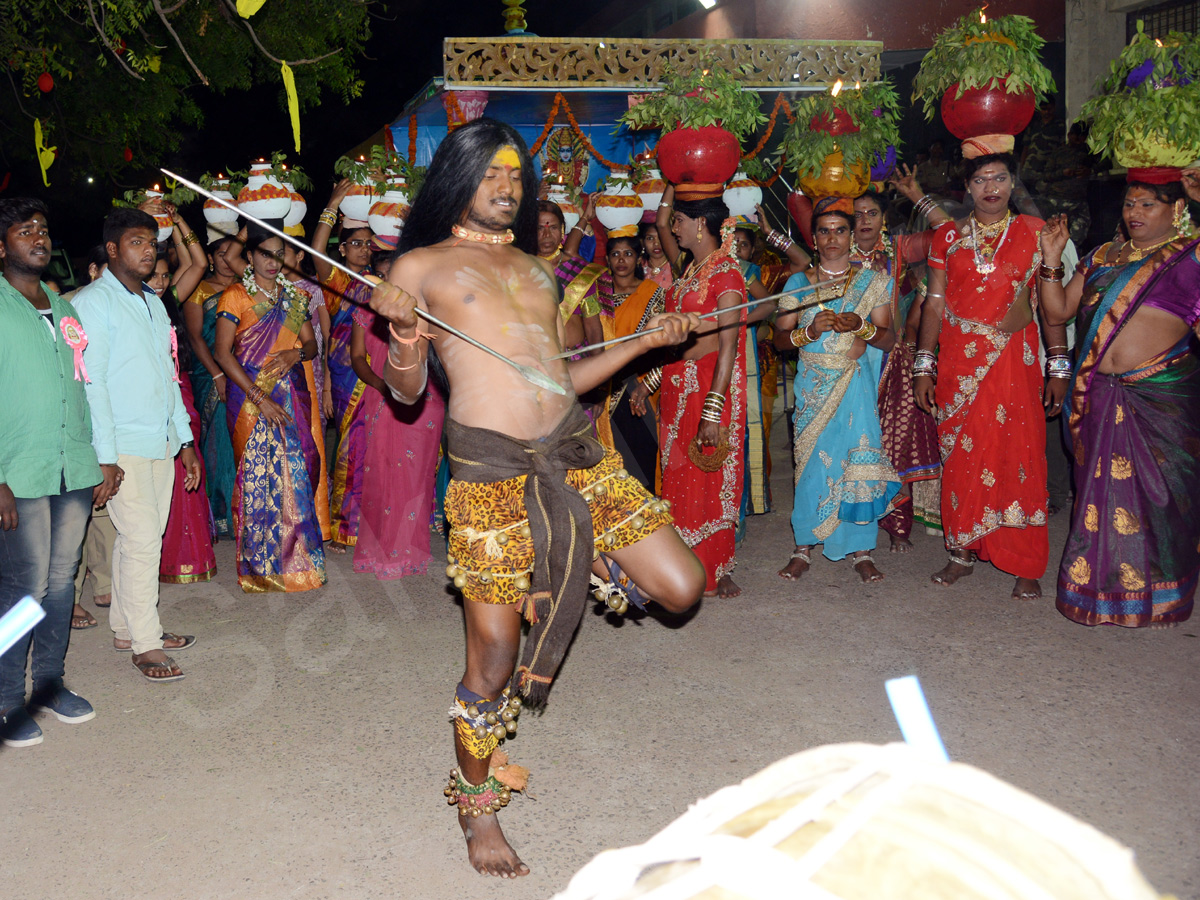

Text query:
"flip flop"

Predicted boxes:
[[113, 632, 196, 652], [71, 608, 98, 630], [132, 655, 185, 683]]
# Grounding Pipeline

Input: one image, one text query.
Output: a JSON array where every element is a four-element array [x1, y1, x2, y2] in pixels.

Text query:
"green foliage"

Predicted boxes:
[[114, 182, 198, 209], [618, 62, 767, 142], [777, 81, 902, 178], [200, 172, 247, 195], [1077, 22, 1200, 164], [912, 8, 1055, 120], [334, 145, 426, 198], [267, 151, 313, 192], [0, 0, 371, 180], [739, 157, 774, 183]]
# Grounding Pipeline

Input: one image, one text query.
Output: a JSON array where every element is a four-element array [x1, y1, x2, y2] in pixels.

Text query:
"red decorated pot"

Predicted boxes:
[[656, 126, 741, 187], [809, 108, 859, 136], [940, 84, 1035, 141]]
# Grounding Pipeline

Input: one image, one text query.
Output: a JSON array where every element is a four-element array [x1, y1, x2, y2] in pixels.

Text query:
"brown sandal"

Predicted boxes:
[[132, 655, 184, 682]]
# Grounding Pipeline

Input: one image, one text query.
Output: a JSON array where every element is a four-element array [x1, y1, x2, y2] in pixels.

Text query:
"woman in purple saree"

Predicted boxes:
[[1040, 177, 1200, 626], [214, 226, 327, 593]]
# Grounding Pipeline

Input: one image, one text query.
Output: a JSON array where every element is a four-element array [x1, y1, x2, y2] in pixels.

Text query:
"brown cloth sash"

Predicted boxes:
[[446, 404, 605, 706]]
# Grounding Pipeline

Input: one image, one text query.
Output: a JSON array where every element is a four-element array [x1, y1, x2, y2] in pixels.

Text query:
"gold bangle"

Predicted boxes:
[[182, 232, 200, 246]]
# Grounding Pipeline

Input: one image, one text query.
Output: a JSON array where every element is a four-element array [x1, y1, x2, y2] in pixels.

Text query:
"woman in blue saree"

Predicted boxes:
[[773, 198, 900, 584], [1039, 177, 1200, 626]]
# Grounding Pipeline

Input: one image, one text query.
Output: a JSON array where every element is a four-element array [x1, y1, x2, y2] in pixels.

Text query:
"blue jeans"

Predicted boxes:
[[0, 488, 92, 711]]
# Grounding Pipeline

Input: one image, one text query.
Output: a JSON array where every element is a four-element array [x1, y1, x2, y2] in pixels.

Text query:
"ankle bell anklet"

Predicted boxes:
[[444, 770, 513, 817]]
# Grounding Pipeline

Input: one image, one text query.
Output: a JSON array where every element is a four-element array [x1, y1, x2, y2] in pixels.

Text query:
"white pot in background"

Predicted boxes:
[[143, 189, 174, 242], [339, 182, 378, 222], [237, 162, 292, 221], [368, 177, 411, 238], [282, 182, 307, 229], [594, 172, 644, 233], [723, 170, 762, 219], [202, 178, 239, 230], [634, 167, 666, 215], [546, 183, 581, 233]]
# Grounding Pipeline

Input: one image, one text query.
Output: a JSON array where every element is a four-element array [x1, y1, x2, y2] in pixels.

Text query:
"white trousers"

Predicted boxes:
[[106, 454, 175, 655]]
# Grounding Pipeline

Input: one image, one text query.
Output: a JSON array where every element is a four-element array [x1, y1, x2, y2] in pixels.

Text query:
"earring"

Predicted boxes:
[[697, 224, 704, 241], [1173, 201, 1192, 236]]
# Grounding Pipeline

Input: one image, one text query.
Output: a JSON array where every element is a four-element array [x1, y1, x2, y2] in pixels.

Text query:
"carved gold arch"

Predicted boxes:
[[444, 37, 882, 90]]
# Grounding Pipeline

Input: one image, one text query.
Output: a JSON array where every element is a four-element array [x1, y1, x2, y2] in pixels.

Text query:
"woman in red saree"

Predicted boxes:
[[634, 196, 746, 597], [215, 226, 326, 592], [914, 154, 1067, 601]]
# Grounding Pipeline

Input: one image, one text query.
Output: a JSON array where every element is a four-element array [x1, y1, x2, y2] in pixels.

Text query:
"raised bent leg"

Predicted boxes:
[[602, 525, 705, 614], [453, 600, 529, 878]]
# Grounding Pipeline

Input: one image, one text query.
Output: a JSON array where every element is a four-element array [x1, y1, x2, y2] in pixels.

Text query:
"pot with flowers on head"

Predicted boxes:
[[779, 79, 902, 200], [913, 8, 1055, 158], [620, 64, 766, 198], [1078, 21, 1200, 180]]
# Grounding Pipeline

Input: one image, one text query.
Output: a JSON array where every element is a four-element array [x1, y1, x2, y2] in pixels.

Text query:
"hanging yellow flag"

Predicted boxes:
[[34, 119, 56, 187], [281, 61, 301, 153], [236, 0, 267, 17]]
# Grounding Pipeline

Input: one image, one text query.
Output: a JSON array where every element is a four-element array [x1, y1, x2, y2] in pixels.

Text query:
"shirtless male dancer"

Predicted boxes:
[[369, 119, 706, 878]]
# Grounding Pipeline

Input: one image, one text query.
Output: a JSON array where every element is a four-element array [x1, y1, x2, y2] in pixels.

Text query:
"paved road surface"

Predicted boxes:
[[4, 427, 1197, 899]]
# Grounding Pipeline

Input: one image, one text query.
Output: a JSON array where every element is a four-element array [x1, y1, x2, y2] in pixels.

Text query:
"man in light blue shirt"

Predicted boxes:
[[75, 208, 202, 683]]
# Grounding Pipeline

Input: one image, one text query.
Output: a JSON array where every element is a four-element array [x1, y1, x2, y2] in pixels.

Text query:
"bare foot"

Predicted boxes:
[[1012, 577, 1041, 601], [852, 554, 884, 582], [1149, 620, 1182, 629], [889, 534, 913, 554], [778, 546, 812, 580], [931, 554, 974, 586], [459, 812, 529, 877], [328, 541, 348, 554], [716, 575, 741, 598]]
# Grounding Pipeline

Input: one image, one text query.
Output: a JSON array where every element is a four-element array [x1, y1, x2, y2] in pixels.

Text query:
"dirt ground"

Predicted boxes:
[[4, 423, 1198, 899]]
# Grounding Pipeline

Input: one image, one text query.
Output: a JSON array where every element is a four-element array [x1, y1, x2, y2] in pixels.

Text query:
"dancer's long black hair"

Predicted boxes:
[[397, 117, 540, 256], [394, 118, 540, 399]]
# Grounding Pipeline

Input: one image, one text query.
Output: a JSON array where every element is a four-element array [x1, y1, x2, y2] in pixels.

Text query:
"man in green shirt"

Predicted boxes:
[[0, 198, 120, 748]]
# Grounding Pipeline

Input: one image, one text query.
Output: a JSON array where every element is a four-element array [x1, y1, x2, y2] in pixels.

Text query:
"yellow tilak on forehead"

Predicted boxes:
[[492, 145, 520, 169]]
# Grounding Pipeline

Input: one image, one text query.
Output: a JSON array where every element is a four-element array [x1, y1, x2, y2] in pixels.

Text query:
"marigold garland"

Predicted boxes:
[[529, 93, 565, 155], [742, 95, 790, 161], [528, 92, 628, 171], [444, 92, 464, 133]]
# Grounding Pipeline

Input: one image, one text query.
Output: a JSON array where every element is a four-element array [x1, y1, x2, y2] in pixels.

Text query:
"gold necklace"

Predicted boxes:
[[810, 267, 853, 308], [969, 210, 1012, 275], [1124, 233, 1178, 262], [452, 224, 514, 245]]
